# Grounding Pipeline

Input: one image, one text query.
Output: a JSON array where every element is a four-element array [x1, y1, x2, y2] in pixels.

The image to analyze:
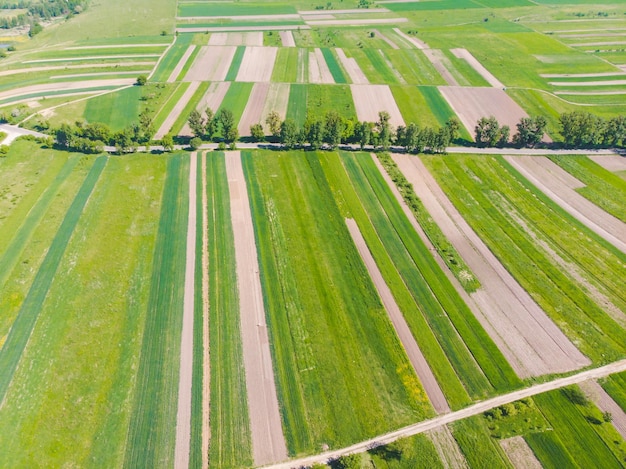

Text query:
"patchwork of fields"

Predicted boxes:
[[2, 0, 626, 468]]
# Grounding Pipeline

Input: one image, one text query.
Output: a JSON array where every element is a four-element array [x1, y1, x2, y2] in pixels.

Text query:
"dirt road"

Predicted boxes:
[[174, 152, 197, 469], [260, 358, 626, 469], [345, 219, 450, 414], [225, 151, 288, 466]]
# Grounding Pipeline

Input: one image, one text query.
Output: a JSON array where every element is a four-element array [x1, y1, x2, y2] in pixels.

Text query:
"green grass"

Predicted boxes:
[[177, 3, 296, 17], [286, 83, 308, 127], [343, 153, 520, 396], [442, 50, 491, 87], [170, 81, 210, 136], [320, 48, 347, 84], [225, 46, 246, 82], [272, 47, 298, 83], [366, 433, 444, 468], [600, 372, 626, 414], [525, 431, 578, 469], [423, 154, 626, 362], [83, 85, 142, 130], [306, 84, 357, 121], [0, 155, 106, 404], [243, 149, 434, 455], [385, 0, 482, 11], [151, 82, 189, 133], [264, 30, 283, 47], [205, 152, 252, 468], [391, 85, 443, 128], [0, 154, 166, 468], [386, 49, 445, 86], [363, 48, 400, 84], [151, 35, 193, 82], [452, 416, 513, 469], [534, 388, 624, 468], [419, 86, 471, 139], [216, 81, 254, 129], [123, 153, 189, 468], [547, 155, 626, 224], [319, 151, 471, 409]]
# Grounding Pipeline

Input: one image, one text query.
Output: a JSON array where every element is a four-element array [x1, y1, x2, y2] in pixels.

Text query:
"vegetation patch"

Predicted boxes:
[[225, 46, 246, 82]]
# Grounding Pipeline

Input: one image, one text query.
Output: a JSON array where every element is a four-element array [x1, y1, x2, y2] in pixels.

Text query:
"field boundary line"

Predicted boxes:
[[261, 359, 626, 469]]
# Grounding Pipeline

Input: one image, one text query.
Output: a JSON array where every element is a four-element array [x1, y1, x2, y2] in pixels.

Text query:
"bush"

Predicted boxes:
[[189, 137, 202, 150], [0, 145, 9, 157], [136, 75, 148, 86]]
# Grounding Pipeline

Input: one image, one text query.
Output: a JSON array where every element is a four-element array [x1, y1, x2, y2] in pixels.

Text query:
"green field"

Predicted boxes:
[[306, 84, 357, 121], [83, 86, 143, 130], [217, 82, 254, 128], [177, 3, 296, 17], [243, 149, 434, 455], [151, 34, 193, 82], [321, 48, 347, 84], [601, 372, 626, 413], [452, 416, 512, 469], [391, 85, 446, 129], [272, 47, 298, 83], [386, 49, 445, 86], [225, 46, 246, 82], [286, 83, 308, 126]]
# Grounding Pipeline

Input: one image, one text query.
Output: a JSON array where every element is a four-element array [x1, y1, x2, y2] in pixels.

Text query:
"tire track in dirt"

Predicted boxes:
[[224, 151, 287, 466]]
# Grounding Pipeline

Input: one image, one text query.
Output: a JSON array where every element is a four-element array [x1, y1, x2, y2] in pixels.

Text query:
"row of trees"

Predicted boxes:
[[1, 0, 87, 31], [187, 108, 238, 143]]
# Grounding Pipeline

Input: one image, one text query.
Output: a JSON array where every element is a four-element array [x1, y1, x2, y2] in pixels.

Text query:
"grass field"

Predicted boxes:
[[83, 85, 142, 130], [150, 35, 193, 82], [169, 82, 211, 136], [423, 154, 626, 363], [124, 154, 188, 468], [272, 47, 298, 83], [320, 48, 347, 84], [177, 3, 296, 17], [217, 82, 254, 129], [452, 417, 512, 469], [286, 83, 307, 126], [391, 85, 446, 129], [601, 372, 626, 413], [525, 431, 578, 469], [243, 149, 434, 455], [204, 153, 252, 468], [306, 84, 357, 121], [386, 49, 445, 86], [225, 46, 246, 82]]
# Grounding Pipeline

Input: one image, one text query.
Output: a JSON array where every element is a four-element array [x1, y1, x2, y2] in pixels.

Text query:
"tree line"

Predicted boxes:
[[0, 0, 88, 32]]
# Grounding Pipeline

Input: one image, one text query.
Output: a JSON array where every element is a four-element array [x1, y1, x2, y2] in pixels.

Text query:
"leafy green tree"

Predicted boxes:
[[324, 111, 345, 149], [136, 75, 148, 86], [498, 125, 510, 148], [560, 111, 605, 147], [304, 117, 324, 150], [376, 111, 392, 151], [187, 109, 205, 138], [218, 108, 238, 143], [280, 118, 299, 149], [605, 115, 626, 147], [205, 107, 216, 140], [161, 133, 174, 152], [265, 110, 282, 138], [250, 123, 265, 142], [446, 117, 461, 141], [405, 122, 421, 153], [513, 116, 547, 148], [475, 116, 503, 147], [55, 123, 75, 148], [189, 137, 202, 150], [354, 121, 372, 150]]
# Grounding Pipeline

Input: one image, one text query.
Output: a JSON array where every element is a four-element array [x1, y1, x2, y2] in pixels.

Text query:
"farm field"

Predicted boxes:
[[2, 0, 626, 467]]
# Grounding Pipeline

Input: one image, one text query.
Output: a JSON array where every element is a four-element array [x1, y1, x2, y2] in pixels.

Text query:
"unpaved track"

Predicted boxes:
[[168, 45, 196, 83], [423, 50, 458, 86], [309, 48, 335, 84], [0, 78, 135, 102], [238, 82, 271, 136], [236, 47, 278, 83], [580, 380, 626, 440], [393, 154, 589, 377], [345, 219, 449, 414], [261, 359, 626, 469], [392, 27, 427, 49], [427, 426, 468, 469], [500, 436, 541, 469], [589, 154, 626, 172], [373, 29, 399, 49], [450, 48, 504, 88], [504, 155, 626, 254], [154, 81, 201, 139], [200, 153, 210, 469], [279, 31, 296, 47], [184, 46, 236, 82], [225, 152, 287, 466], [351, 84, 404, 128], [336, 48, 369, 84], [174, 152, 198, 469]]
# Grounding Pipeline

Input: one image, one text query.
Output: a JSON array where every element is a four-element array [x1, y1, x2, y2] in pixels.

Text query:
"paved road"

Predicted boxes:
[[260, 359, 626, 469]]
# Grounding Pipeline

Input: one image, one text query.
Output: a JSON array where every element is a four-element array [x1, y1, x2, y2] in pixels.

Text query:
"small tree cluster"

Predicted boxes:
[[188, 107, 238, 143], [475, 116, 510, 148], [560, 111, 626, 148]]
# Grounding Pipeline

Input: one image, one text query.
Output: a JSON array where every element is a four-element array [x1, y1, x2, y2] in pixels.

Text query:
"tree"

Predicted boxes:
[[405, 122, 421, 153], [395, 125, 407, 150], [475, 116, 503, 147], [55, 123, 75, 148], [265, 110, 282, 138], [559, 111, 604, 148], [161, 133, 174, 152], [205, 107, 216, 140], [376, 111, 392, 151], [445, 117, 461, 142], [280, 118, 299, 149], [136, 74, 148, 86], [218, 108, 237, 143], [513, 116, 547, 148], [354, 121, 372, 150], [189, 137, 202, 150], [304, 117, 324, 150], [137, 110, 154, 143], [432, 126, 451, 153], [113, 128, 134, 154], [187, 109, 205, 138], [498, 125, 510, 148], [604, 115, 626, 147], [324, 111, 345, 149], [250, 123, 265, 142]]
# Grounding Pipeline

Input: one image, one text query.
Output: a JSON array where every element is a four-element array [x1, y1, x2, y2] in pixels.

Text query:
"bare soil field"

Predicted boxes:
[[224, 151, 287, 466], [168, 45, 196, 83], [236, 47, 278, 83], [393, 28, 428, 49], [450, 48, 504, 88], [392, 154, 590, 378], [574, 41, 626, 47], [549, 79, 626, 87], [209, 32, 264, 46], [184, 46, 236, 82], [0, 63, 153, 77], [154, 81, 201, 139], [178, 25, 310, 33], [180, 81, 230, 136], [0, 78, 135, 102], [499, 436, 542, 469], [238, 82, 270, 136], [423, 49, 458, 86], [345, 218, 449, 414], [308, 48, 335, 84], [504, 155, 626, 254], [261, 83, 290, 131], [351, 84, 404, 128], [580, 380, 626, 440], [174, 152, 197, 469], [278, 31, 295, 47], [373, 29, 399, 49], [22, 54, 160, 64], [589, 155, 626, 172], [427, 426, 469, 469], [336, 48, 369, 84], [438, 87, 530, 141], [306, 18, 407, 26]]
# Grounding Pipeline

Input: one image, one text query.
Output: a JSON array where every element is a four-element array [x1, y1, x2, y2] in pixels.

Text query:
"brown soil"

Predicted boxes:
[[0, 78, 135, 101], [336, 48, 369, 84], [372, 29, 399, 49], [180, 82, 231, 137], [308, 48, 335, 84], [238, 82, 271, 136], [279, 31, 296, 47], [589, 154, 626, 172], [427, 426, 469, 469], [350, 84, 404, 128], [500, 436, 542, 469], [423, 49, 459, 86], [580, 380, 626, 440], [236, 46, 278, 83], [154, 81, 201, 139], [200, 152, 211, 469], [184, 46, 236, 82], [450, 48, 504, 88], [168, 45, 196, 83]]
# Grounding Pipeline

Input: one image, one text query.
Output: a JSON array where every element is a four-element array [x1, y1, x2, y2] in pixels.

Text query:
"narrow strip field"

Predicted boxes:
[[261, 83, 290, 130], [580, 380, 626, 440], [154, 81, 201, 139], [184, 46, 236, 82], [308, 48, 334, 84], [235, 47, 278, 83], [393, 154, 589, 378], [351, 84, 404, 128], [238, 83, 270, 135], [168, 45, 196, 83], [450, 49, 504, 88], [336, 48, 369, 84], [0, 79, 135, 103], [225, 151, 287, 466], [208, 32, 264, 46]]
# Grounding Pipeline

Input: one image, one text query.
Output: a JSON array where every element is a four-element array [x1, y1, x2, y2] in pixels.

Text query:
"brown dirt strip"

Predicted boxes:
[[201, 152, 210, 469], [504, 155, 626, 254], [224, 151, 288, 466], [308, 48, 335, 84], [580, 380, 626, 440], [181, 14, 300, 22], [261, 83, 290, 132], [168, 45, 196, 83], [499, 436, 542, 469], [541, 72, 626, 78], [427, 426, 469, 469], [555, 90, 626, 95], [174, 152, 198, 469], [423, 50, 459, 86], [238, 82, 270, 136], [154, 81, 201, 139], [236, 47, 278, 83], [178, 25, 311, 33], [209, 32, 264, 46], [335, 48, 369, 84], [392, 28, 428, 49], [261, 359, 626, 469], [306, 18, 408, 26], [180, 82, 231, 137], [450, 48, 504, 88], [345, 218, 450, 414], [393, 154, 590, 377], [49, 71, 150, 79], [0, 78, 135, 102], [0, 62, 154, 77], [549, 79, 626, 86], [64, 43, 169, 50], [573, 41, 626, 46], [279, 31, 296, 47], [351, 84, 404, 128], [589, 155, 626, 172], [23, 54, 159, 63], [560, 33, 626, 38], [184, 46, 236, 82], [372, 29, 399, 49], [438, 86, 533, 142]]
